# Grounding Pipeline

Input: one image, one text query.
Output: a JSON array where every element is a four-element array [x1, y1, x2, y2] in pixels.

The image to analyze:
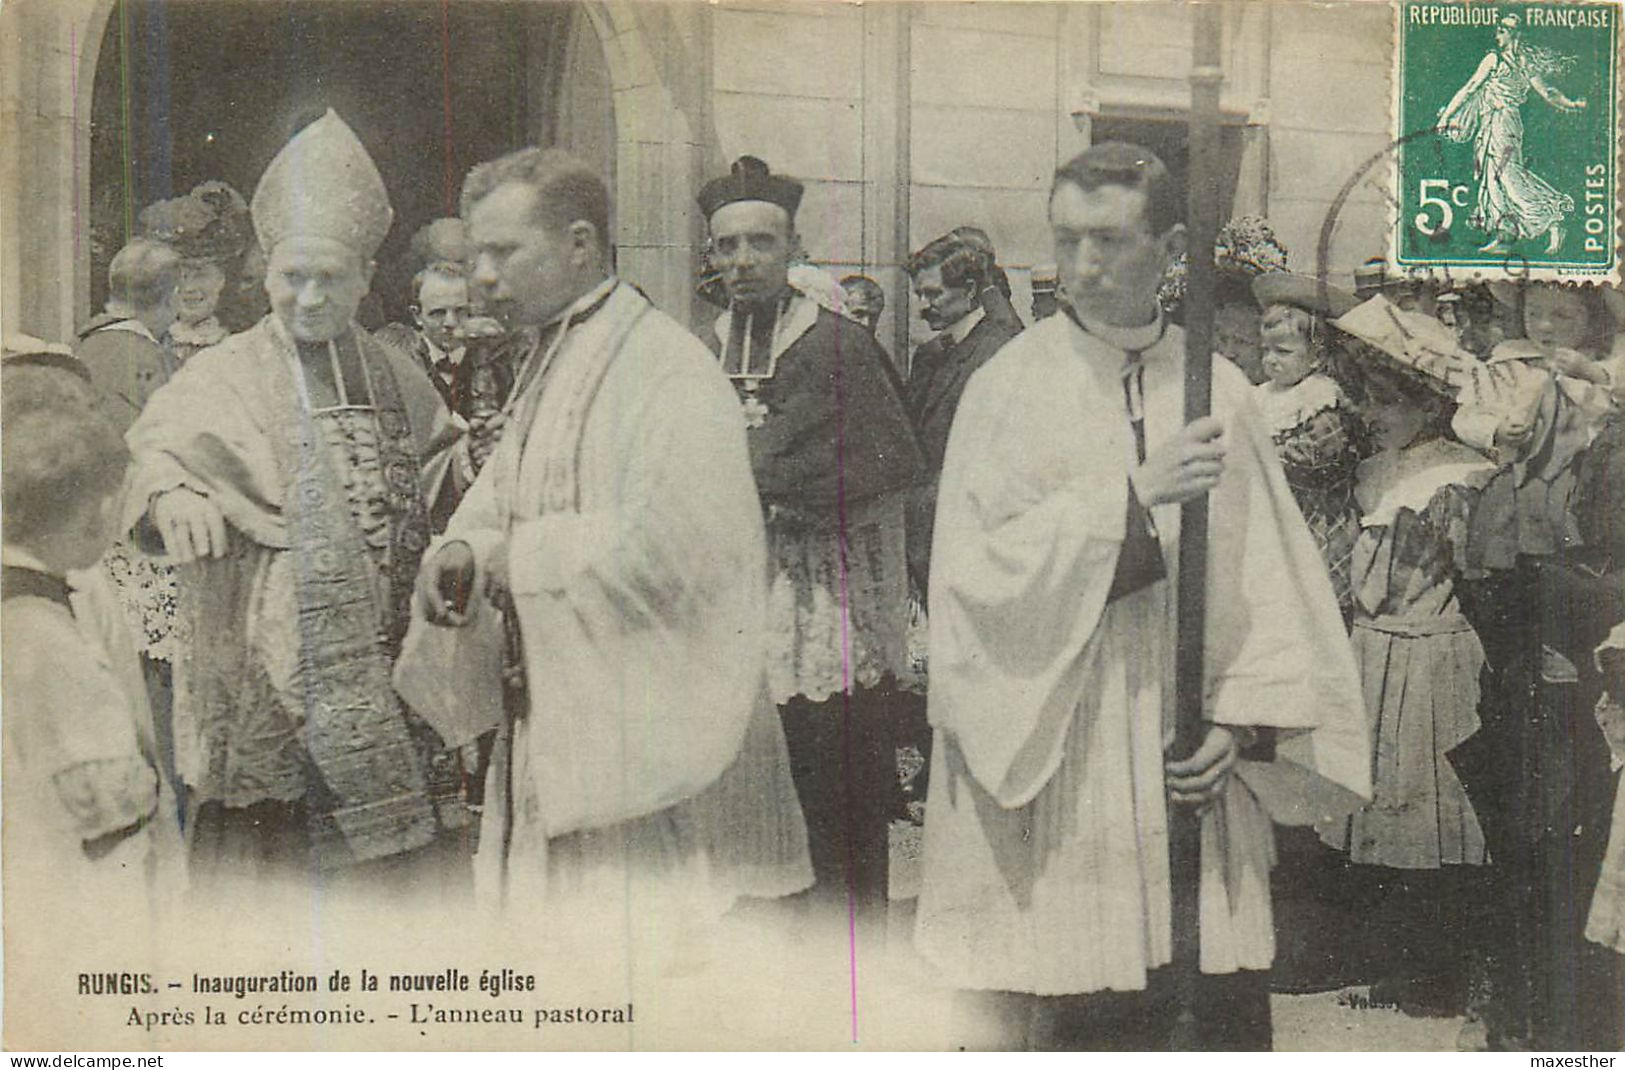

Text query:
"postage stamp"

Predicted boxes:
[[1395, 1, 1620, 281]]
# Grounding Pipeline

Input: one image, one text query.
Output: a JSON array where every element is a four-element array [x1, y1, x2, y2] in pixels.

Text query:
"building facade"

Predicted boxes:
[[2, 1, 1394, 358]]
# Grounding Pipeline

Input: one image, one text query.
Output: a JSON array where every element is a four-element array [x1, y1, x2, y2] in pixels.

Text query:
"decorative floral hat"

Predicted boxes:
[[139, 180, 252, 263], [1159, 215, 1290, 314]]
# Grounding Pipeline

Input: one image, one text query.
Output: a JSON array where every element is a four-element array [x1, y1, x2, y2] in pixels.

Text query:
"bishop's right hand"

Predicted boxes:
[[152, 486, 228, 563], [1131, 416, 1227, 507], [417, 540, 479, 627]]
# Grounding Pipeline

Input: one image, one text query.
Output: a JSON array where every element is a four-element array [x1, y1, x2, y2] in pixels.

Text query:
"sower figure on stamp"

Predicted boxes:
[[124, 111, 475, 897], [913, 144, 1372, 1051], [1435, 13, 1587, 255], [696, 157, 922, 927], [409, 148, 811, 921]]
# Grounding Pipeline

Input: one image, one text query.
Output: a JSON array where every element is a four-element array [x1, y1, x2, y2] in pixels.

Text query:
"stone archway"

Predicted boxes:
[[0, 0, 117, 342], [580, 0, 717, 325]]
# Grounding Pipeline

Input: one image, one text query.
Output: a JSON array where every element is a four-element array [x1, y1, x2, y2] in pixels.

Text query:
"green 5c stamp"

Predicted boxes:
[[1398, 2, 1618, 279]]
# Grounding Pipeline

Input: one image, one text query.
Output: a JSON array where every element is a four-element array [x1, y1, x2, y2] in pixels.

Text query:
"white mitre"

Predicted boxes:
[[251, 109, 393, 259]]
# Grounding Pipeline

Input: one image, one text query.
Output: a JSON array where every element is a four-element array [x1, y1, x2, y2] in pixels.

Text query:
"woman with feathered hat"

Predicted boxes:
[[139, 181, 254, 364]]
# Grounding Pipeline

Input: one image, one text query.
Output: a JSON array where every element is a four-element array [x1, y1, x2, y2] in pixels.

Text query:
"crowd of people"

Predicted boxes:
[[4, 108, 1624, 1052]]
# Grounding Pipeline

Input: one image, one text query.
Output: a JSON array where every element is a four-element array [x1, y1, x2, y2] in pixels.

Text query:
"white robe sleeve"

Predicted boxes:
[[930, 347, 1371, 819], [391, 396, 521, 753], [1203, 364, 1372, 818], [507, 351, 767, 838], [927, 354, 1133, 809]]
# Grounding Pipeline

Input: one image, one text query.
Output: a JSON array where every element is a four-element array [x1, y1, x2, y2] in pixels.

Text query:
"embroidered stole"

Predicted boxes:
[[485, 287, 649, 891], [267, 326, 438, 867]]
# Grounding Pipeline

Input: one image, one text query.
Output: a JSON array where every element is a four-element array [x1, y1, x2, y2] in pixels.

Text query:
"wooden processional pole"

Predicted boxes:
[[1170, 1, 1225, 1052]]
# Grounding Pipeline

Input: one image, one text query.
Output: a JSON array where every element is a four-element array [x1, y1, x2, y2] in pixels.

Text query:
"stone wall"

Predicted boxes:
[[701, 1, 1395, 344], [1, 0, 110, 342], [1266, 2, 1396, 280]]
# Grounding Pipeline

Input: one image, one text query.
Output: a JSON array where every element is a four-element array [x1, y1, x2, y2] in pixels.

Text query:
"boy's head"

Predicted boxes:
[[1521, 283, 1611, 356], [1259, 303, 1321, 388], [1251, 273, 1360, 389], [108, 238, 182, 337], [2, 382, 130, 572]]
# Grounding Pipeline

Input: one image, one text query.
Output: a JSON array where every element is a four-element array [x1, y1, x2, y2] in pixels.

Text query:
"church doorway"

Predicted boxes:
[[88, 0, 613, 322]]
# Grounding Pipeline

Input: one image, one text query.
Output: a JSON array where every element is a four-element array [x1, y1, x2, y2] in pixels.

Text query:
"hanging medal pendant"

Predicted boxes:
[[725, 300, 784, 431]]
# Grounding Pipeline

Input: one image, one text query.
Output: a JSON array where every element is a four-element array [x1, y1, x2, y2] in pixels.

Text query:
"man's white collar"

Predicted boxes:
[[1069, 305, 1166, 354], [545, 276, 617, 329], [103, 318, 160, 345], [423, 334, 465, 367], [712, 288, 820, 366]]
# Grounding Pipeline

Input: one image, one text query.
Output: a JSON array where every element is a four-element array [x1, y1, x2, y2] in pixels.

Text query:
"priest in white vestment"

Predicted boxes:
[[914, 143, 1371, 1050], [408, 148, 810, 920]]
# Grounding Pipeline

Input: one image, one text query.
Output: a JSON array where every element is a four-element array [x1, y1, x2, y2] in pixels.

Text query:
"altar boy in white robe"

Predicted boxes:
[[914, 143, 1372, 1050]]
